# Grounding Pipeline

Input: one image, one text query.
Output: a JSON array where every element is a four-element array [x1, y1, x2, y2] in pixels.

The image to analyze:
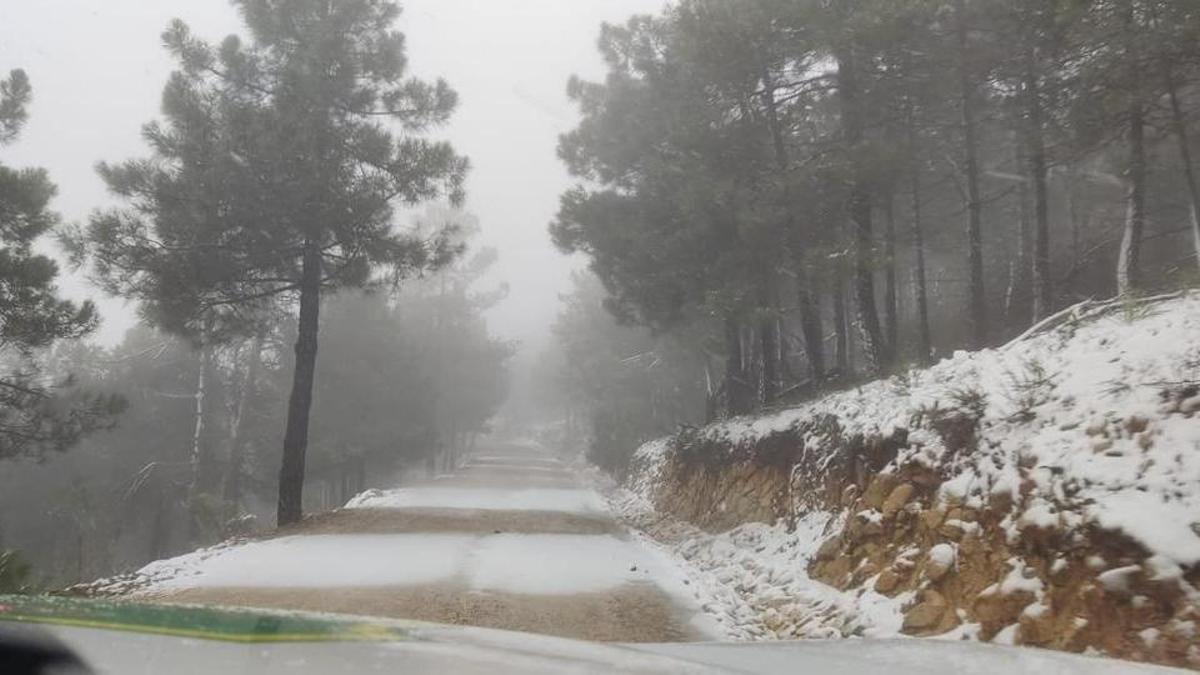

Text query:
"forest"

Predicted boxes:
[[541, 0, 1200, 476]]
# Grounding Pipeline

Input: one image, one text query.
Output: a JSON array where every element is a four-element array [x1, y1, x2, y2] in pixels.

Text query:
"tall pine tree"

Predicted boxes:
[[71, 1, 467, 525]]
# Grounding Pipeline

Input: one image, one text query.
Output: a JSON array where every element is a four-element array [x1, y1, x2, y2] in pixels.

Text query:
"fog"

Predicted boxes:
[[0, 0, 666, 349], [2, 2, 1199, 667]]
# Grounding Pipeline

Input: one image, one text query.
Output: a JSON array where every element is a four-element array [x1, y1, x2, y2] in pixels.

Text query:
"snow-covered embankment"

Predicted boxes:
[[613, 292, 1200, 669]]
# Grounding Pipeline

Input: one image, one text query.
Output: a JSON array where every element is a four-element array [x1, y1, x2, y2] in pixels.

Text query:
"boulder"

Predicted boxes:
[[815, 535, 843, 561], [875, 568, 904, 594], [902, 590, 951, 634], [882, 483, 916, 519], [862, 474, 899, 510]]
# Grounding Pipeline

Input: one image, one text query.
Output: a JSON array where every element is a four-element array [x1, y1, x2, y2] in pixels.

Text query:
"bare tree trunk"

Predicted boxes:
[[723, 315, 752, 416], [957, 0, 987, 348], [1117, 0, 1147, 297], [836, 44, 886, 374], [1023, 48, 1053, 321], [278, 240, 322, 527], [832, 273, 850, 377], [796, 266, 824, 382], [224, 335, 263, 512], [1164, 67, 1200, 270], [1118, 101, 1147, 296]]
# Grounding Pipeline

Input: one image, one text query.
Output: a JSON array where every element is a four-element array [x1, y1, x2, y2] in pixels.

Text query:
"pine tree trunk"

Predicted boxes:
[[1024, 49, 1053, 322], [910, 166, 932, 365], [836, 44, 886, 374], [758, 278, 779, 405], [223, 335, 263, 512], [1008, 133, 1033, 329], [796, 266, 824, 382], [187, 344, 216, 504], [905, 84, 932, 365], [832, 274, 850, 378], [1164, 67, 1200, 271], [882, 190, 899, 360], [277, 240, 322, 527], [957, 0, 987, 348]]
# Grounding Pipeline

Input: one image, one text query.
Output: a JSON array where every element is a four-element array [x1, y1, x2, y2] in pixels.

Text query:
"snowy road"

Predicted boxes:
[[129, 443, 718, 642]]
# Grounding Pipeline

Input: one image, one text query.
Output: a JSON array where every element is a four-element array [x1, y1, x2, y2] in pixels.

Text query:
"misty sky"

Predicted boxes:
[[0, 0, 665, 349]]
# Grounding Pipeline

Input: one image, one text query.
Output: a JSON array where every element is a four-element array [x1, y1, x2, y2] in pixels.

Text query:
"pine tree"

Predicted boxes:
[[0, 69, 122, 460], [70, 1, 467, 526]]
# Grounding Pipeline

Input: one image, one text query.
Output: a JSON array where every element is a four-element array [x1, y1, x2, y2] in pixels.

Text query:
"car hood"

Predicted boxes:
[[0, 595, 1181, 674]]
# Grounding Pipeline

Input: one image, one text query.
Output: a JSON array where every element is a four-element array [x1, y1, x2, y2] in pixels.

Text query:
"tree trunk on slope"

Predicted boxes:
[[909, 163, 932, 365], [797, 266, 824, 382], [278, 240, 322, 527], [832, 273, 850, 378], [836, 44, 886, 374], [1164, 66, 1200, 272], [1117, 100, 1147, 296], [1024, 48, 1053, 322], [905, 86, 932, 365], [882, 191, 899, 360], [758, 278, 780, 405], [1007, 132, 1033, 329], [1117, 0, 1147, 297], [956, 0, 987, 348]]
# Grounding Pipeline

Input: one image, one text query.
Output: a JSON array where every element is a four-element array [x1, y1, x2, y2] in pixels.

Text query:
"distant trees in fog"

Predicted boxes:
[[548, 0, 1200, 469]]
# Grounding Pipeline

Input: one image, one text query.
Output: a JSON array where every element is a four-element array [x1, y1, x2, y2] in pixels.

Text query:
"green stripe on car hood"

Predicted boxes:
[[0, 594, 414, 644]]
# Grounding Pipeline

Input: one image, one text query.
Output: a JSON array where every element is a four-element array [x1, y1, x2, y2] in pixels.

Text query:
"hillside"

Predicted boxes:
[[612, 291, 1200, 669]]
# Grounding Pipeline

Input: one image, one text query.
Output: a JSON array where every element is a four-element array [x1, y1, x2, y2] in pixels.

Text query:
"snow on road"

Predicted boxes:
[[85, 445, 725, 642], [129, 531, 698, 598], [139, 534, 473, 589], [344, 486, 608, 514]]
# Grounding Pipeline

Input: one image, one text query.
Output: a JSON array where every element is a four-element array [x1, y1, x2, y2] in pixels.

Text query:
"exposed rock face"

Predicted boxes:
[[634, 407, 1200, 670]]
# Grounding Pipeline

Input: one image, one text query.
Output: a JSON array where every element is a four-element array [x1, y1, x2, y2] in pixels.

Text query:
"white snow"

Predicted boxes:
[[119, 530, 718, 627], [468, 533, 681, 595], [929, 544, 957, 570], [345, 487, 608, 514], [629, 291, 1200, 569], [633, 637, 1172, 675], [135, 534, 472, 589], [614, 292, 1200, 657]]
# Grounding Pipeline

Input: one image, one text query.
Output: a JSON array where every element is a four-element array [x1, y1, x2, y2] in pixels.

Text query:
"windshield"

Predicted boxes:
[[1, 1, 1198, 673]]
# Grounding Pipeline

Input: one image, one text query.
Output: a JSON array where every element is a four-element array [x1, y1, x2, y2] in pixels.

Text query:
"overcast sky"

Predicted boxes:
[[0, 0, 665, 349]]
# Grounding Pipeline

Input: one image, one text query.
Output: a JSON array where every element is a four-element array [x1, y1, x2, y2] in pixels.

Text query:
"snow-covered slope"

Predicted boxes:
[[616, 291, 1200, 668]]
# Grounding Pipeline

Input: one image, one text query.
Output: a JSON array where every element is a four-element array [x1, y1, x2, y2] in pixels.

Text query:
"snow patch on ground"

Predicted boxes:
[[604, 482, 908, 641]]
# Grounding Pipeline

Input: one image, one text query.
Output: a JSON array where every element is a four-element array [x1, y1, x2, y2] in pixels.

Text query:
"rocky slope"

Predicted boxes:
[[618, 291, 1200, 669]]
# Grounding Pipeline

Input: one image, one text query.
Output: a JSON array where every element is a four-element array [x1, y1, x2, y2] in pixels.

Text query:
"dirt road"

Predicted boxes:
[[138, 443, 713, 643]]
